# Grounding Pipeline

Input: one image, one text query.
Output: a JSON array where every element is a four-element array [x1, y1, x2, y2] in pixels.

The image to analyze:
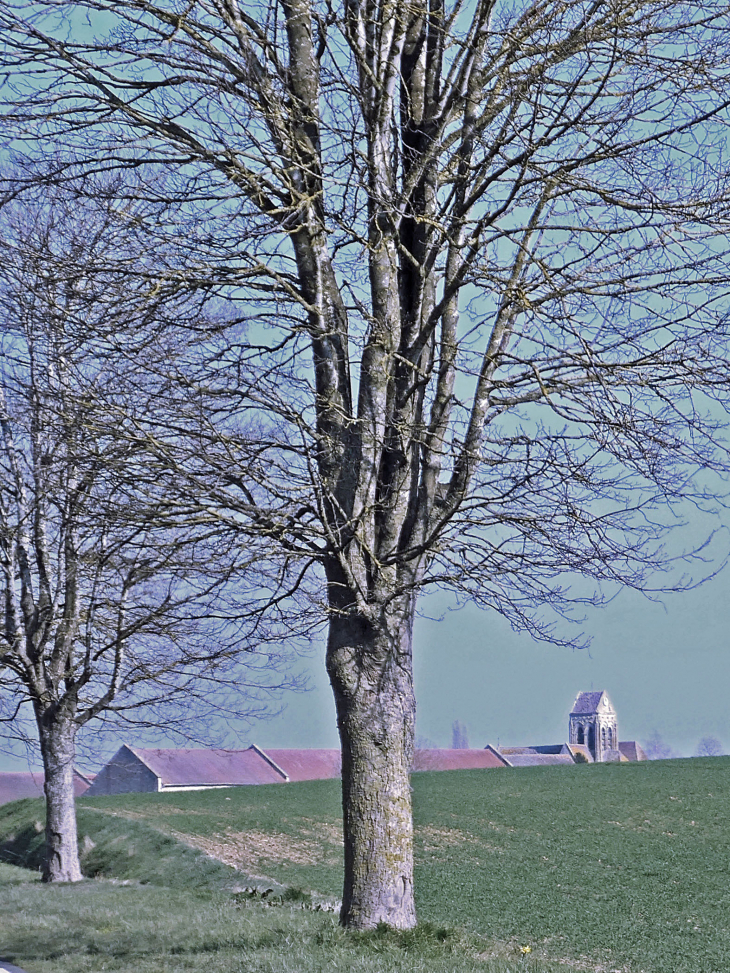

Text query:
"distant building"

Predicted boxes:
[[0, 772, 45, 805], [569, 690, 619, 762], [84, 691, 648, 796], [497, 744, 575, 768], [86, 744, 510, 795], [496, 691, 647, 766], [260, 749, 342, 781], [618, 740, 647, 762], [85, 744, 334, 795], [412, 746, 509, 771]]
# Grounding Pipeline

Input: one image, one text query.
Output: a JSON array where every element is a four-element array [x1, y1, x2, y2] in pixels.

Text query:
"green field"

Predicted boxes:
[[1, 756, 729, 972]]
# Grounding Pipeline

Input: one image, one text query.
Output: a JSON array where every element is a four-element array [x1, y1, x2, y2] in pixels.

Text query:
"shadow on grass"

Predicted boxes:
[[0, 822, 45, 873]]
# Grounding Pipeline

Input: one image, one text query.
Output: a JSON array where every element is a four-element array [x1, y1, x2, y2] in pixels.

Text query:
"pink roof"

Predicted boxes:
[[261, 749, 342, 781], [94, 744, 512, 792], [130, 746, 285, 787], [73, 770, 94, 796], [618, 740, 647, 762], [0, 769, 92, 805], [265, 748, 507, 778], [412, 748, 508, 771], [0, 772, 45, 805]]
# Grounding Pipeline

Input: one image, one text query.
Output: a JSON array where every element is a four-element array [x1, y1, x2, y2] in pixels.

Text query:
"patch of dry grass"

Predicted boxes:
[[172, 826, 340, 869]]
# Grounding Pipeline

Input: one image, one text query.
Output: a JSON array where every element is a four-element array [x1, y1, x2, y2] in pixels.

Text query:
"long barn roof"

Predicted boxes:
[[102, 744, 510, 789], [261, 749, 342, 781], [0, 772, 44, 805], [413, 748, 509, 771], [129, 746, 285, 786]]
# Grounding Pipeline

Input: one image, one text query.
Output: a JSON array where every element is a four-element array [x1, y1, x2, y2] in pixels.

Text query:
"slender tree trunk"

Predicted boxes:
[[37, 713, 82, 883], [326, 597, 417, 929]]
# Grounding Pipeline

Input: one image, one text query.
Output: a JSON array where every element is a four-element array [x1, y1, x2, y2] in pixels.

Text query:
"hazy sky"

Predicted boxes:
[[238, 494, 730, 759], [242, 561, 730, 760], [1, 6, 727, 778], [2, 524, 728, 773]]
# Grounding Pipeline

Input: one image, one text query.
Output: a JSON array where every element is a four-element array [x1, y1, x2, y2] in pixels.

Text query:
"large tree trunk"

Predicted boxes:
[[326, 599, 417, 930], [37, 714, 82, 883]]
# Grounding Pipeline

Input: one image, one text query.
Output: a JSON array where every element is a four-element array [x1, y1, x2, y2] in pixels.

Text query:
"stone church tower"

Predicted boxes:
[[569, 691, 618, 762]]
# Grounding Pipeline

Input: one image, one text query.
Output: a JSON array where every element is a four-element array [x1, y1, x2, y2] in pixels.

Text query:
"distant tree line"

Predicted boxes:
[[643, 732, 725, 759]]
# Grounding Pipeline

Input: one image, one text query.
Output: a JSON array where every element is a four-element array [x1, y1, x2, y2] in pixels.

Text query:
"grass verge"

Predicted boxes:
[[0, 862, 562, 973]]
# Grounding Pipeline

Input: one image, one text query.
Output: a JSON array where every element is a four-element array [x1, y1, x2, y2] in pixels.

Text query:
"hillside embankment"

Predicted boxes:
[[0, 757, 729, 972]]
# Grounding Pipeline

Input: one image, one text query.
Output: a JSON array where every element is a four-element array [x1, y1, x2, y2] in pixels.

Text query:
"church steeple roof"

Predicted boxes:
[[570, 690, 612, 715]]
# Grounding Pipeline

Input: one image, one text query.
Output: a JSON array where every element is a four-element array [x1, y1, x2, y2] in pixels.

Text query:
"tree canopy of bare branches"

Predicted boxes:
[[696, 736, 723, 757], [3, 0, 730, 926], [0, 184, 308, 881]]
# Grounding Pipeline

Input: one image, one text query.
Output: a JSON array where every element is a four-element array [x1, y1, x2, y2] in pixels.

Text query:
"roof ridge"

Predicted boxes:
[[122, 744, 163, 780], [250, 744, 290, 781]]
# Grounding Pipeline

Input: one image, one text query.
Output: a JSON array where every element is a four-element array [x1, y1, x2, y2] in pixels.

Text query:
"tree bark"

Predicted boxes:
[[326, 594, 417, 929], [37, 714, 82, 883]]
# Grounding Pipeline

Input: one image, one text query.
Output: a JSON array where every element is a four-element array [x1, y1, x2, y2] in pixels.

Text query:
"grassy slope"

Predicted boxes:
[[1, 756, 729, 972], [0, 797, 244, 893], [77, 779, 346, 896]]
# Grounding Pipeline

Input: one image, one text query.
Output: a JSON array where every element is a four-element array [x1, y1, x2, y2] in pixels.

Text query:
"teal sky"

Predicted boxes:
[[1, 546, 728, 773], [1, 3, 728, 775], [245, 565, 730, 760]]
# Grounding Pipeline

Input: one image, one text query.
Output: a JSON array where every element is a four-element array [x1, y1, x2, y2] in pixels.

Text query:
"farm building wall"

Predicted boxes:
[[86, 746, 160, 795]]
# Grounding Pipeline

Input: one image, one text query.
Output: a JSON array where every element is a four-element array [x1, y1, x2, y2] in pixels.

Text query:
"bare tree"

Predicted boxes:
[[643, 731, 676, 761], [0, 187, 304, 882], [451, 720, 470, 750], [3, 0, 730, 927], [696, 736, 723, 757]]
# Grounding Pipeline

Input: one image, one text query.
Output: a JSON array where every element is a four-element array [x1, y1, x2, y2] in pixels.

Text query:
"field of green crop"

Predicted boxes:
[[1, 756, 729, 972], [412, 758, 730, 972]]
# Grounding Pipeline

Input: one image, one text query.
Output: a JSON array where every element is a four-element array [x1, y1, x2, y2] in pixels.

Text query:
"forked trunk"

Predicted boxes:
[[327, 606, 417, 929], [37, 715, 82, 883]]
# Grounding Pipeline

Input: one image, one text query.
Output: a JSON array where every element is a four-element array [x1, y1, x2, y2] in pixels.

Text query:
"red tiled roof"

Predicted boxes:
[[94, 742, 518, 792], [266, 747, 507, 778], [412, 748, 508, 771], [260, 749, 342, 781], [73, 770, 94, 796], [130, 746, 285, 787]]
